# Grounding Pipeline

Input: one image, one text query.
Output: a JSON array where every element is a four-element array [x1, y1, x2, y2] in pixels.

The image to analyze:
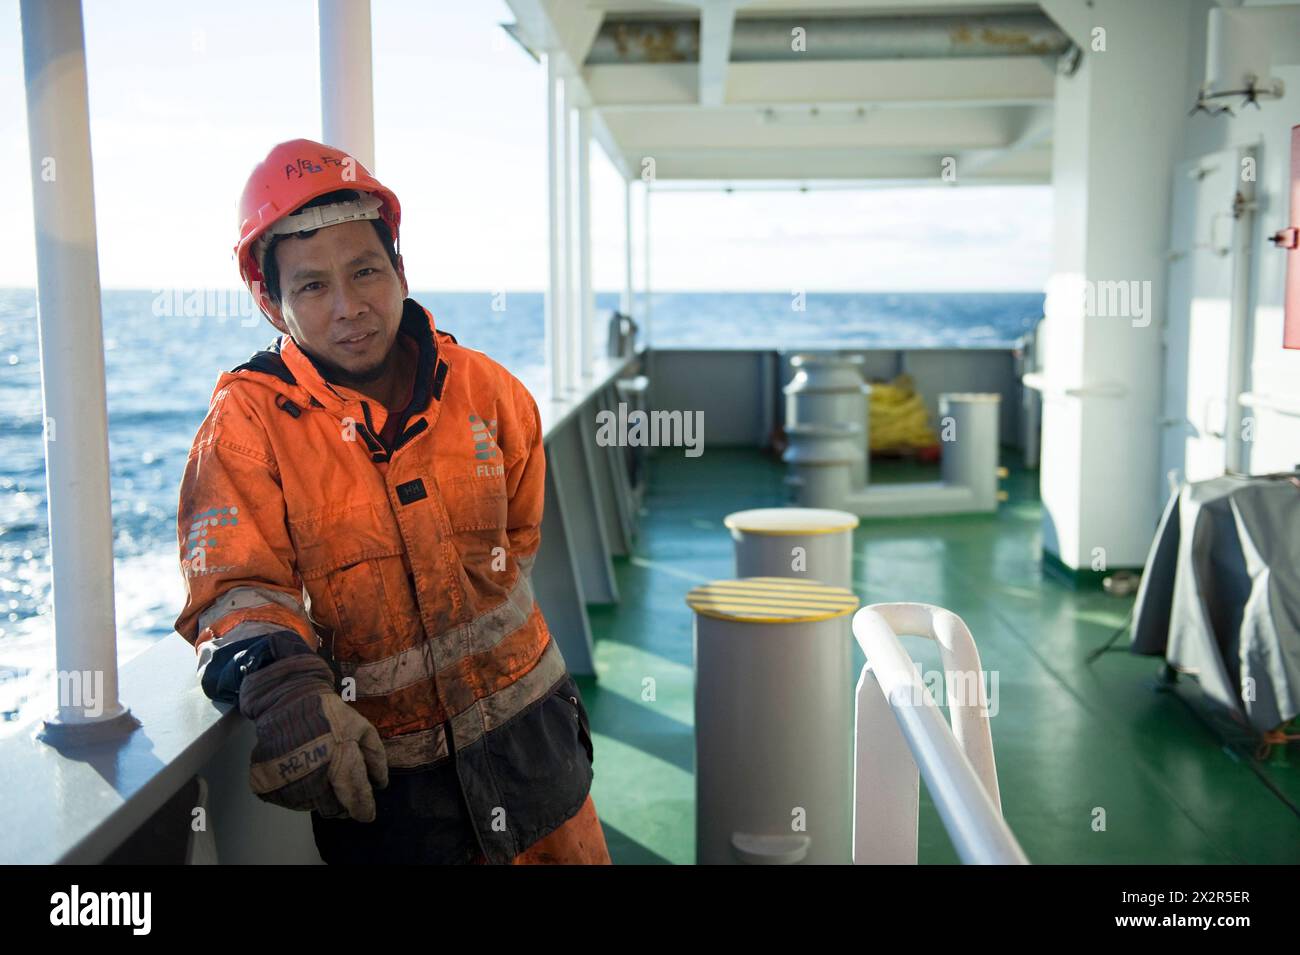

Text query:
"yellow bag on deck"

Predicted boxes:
[[868, 374, 938, 452]]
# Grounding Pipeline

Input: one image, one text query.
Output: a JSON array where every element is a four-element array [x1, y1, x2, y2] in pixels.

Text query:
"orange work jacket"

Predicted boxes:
[[173, 297, 594, 863]]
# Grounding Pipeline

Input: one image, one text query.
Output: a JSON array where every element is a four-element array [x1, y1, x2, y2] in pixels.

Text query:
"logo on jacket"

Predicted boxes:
[[470, 414, 503, 477], [470, 414, 499, 459], [182, 505, 239, 577]]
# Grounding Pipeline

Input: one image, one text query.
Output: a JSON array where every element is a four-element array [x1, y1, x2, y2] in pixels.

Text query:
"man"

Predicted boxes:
[[173, 138, 611, 865]]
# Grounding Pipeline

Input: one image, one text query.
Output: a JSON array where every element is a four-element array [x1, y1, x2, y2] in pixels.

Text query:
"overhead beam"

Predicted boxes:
[[1036, 0, 1094, 50], [958, 104, 1053, 177], [545, 0, 603, 71], [630, 147, 1051, 182], [602, 104, 1041, 152], [588, 0, 1024, 11], [505, 0, 602, 74], [584, 57, 1057, 108], [649, 176, 1040, 192], [586, 11, 1069, 64], [698, 1, 738, 107], [509, 0, 637, 182]]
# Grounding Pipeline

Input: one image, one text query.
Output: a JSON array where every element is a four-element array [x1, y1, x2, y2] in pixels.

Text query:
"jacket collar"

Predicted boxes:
[[224, 297, 455, 462]]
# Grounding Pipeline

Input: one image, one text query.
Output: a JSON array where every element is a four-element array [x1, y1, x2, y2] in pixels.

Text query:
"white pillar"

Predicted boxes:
[[20, 0, 133, 739], [561, 72, 577, 392], [622, 179, 634, 318], [643, 182, 652, 346], [1036, 0, 1192, 572], [545, 55, 566, 401], [578, 108, 594, 380], [561, 76, 577, 395], [317, 0, 375, 170]]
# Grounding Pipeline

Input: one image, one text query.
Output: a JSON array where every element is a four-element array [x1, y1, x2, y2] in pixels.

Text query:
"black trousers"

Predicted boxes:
[[311, 673, 595, 864], [310, 757, 483, 865]]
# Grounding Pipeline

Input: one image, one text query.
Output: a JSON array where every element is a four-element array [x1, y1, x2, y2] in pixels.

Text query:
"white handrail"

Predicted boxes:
[[1237, 391, 1300, 418], [1021, 372, 1127, 400], [852, 603, 1029, 864]]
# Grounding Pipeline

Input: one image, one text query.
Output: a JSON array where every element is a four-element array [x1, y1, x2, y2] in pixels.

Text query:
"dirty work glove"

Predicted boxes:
[[238, 653, 389, 822]]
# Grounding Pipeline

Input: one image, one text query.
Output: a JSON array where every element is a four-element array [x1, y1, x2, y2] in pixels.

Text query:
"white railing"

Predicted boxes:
[[852, 602, 1029, 864], [1237, 391, 1300, 418]]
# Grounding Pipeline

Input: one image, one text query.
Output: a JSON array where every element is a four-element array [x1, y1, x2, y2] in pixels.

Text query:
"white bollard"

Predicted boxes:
[[689, 577, 859, 864], [724, 507, 858, 591], [783, 354, 870, 488], [939, 393, 1001, 512], [782, 422, 860, 509]]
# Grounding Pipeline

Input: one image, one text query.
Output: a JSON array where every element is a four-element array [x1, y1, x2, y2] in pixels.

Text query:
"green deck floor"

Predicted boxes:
[[578, 446, 1300, 864]]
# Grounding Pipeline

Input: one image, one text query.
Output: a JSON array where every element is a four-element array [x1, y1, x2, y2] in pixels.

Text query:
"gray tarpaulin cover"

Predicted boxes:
[[1131, 473, 1300, 733]]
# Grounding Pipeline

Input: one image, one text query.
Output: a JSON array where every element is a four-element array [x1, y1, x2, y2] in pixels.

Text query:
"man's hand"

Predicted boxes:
[[238, 653, 389, 821]]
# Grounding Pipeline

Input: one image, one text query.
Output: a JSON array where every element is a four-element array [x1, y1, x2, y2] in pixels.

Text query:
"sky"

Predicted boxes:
[[0, 0, 1052, 292]]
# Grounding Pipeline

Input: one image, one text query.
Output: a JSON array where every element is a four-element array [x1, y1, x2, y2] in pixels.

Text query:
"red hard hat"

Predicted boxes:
[[234, 138, 401, 308]]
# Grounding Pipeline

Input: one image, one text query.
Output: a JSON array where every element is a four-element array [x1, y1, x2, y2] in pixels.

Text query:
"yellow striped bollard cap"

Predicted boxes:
[[685, 576, 859, 624]]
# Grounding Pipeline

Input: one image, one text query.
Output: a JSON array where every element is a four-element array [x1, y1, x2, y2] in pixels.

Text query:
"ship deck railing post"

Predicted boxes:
[[20, 0, 138, 744], [642, 180, 651, 347], [578, 106, 594, 384], [622, 179, 633, 321], [318, 0, 375, 170], [545, 52, 569, 402]]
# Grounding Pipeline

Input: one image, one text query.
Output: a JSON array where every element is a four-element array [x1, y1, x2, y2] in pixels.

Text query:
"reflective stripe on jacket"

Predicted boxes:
[[173, 297, 593, 863]]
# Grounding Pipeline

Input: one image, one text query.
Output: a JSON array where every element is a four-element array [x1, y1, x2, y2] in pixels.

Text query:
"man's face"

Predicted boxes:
[[266, 219, 408, 384]]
